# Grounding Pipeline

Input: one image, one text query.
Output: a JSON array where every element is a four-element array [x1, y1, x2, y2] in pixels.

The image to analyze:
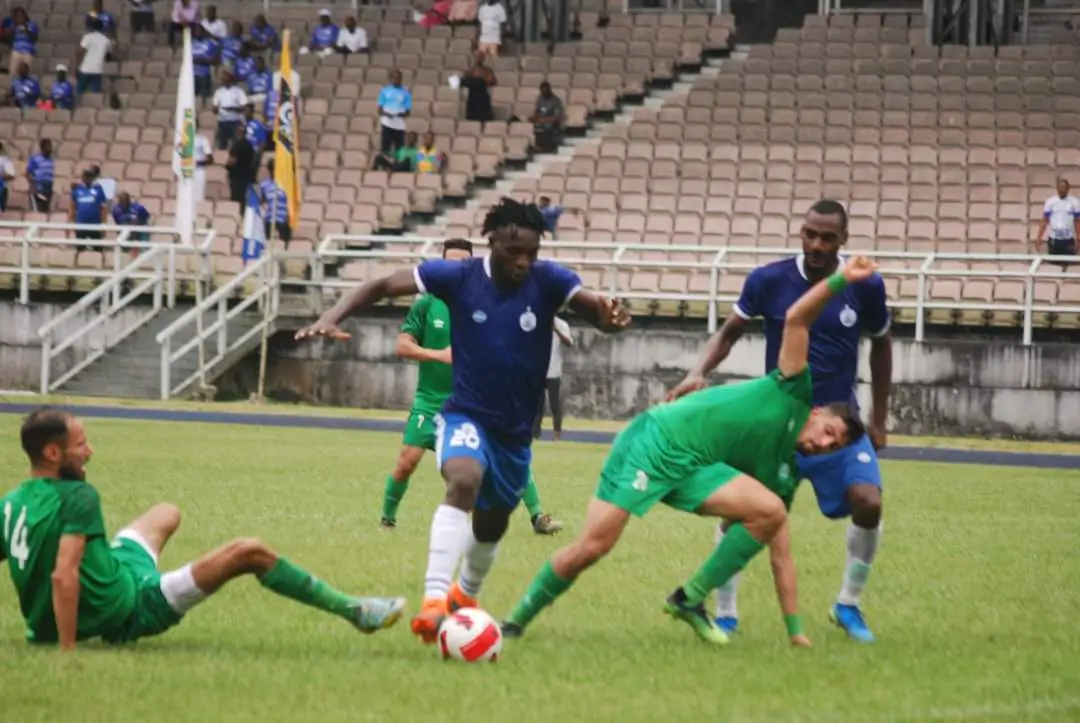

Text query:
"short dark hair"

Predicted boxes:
[[808, 199, 848, 234], [21, 408, 72, 464], [823, 402, 866, 446], [443, 238, 474, 257], [481, 196, 549, 238]]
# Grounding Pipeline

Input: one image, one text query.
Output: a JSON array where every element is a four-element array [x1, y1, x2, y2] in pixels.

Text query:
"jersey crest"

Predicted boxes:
[[519, 306, 537, 332], [857, 451, 872, 463], [471, 310, 487, 324], [433, 318, 445, 329], [839, 304, 858, 328]]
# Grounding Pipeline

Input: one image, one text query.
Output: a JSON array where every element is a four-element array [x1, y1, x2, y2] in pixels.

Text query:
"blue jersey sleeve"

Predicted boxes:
[[137, 205, 150, 224], [415, 259, 465, 302], [733, 267, 766, 319], [859, 274, 891, 338], [539, 261, 582, 309]]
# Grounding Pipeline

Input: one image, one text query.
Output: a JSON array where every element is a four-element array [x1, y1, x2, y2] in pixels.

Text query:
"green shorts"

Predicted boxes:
[[402, 408, 438, 450], [596, 414, 742, 517], [101, 534, 184, 644]]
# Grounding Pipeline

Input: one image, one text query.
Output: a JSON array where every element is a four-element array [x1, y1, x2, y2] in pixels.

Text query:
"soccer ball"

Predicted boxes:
[[438, 608, 503, 662]]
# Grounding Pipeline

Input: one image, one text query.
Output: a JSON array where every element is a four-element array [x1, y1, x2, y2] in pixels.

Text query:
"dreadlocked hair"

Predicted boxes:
[[481, 197, 549, 238]]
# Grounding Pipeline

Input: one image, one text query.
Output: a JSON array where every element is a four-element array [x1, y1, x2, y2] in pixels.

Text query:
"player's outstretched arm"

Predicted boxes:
[[666, 314, 750, 402], [295, 269, 420, 342], [52, 534, 86, 651], [567, 289, 631, 334], [768, 519, 811, 647], [396, 333, 451, 365], [777, 256, 877, 378]]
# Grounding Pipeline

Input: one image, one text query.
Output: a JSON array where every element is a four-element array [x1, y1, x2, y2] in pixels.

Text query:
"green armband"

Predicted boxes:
[[784, 614, 803, 637], [826, 273, 848, 294]]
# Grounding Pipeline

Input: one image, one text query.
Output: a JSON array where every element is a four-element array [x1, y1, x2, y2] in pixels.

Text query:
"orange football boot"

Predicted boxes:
[[410, 597, 447, 644], [446, 582, 478, 613]]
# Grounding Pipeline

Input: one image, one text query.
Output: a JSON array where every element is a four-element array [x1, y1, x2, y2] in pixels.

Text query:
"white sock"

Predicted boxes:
[[159, 564, 208, 615], [713, 523, 740, 619], [423, 504, 470, 600], [458, 530, 500, 599], [837, 521, 882, 607]]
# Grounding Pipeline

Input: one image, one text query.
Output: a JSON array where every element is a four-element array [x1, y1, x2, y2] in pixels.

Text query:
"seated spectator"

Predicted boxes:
[[69, 167, 108, 245], [26, 138, 54, 212], [8, 62, 40, 108], [336, 17, 368, 54], [77, 19, 113, 95], [448, 0, 477, 23], [112, 191, 151, 243], [85, 0, 117, 37], [248, 13, 278, 53], [529, 81, 564, 153], [463, 52, 495, 122], [88, 164, 116, 203], [50, 64, 75, 110], [245, 55, 271, 106], [373, 131, 418, 172], [128, 0, 155, 33], [0, 142, 15, 211], [221, 20, 244, 66], [377, 69, 412, 154], [170, 0, 199, 48], [2, 7, 38, 79], [201, 4, 226, 40], [191, 23, 219, 99], [415, 132, 446, 174], [212, 69, 247, 150], [304, 9, 338, 56], [260, 159, 291, 245], [476, 0, 506, 58], [418, 0, 452, 28]]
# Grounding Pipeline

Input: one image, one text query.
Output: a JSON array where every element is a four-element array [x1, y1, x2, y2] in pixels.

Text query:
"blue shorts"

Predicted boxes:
[[795, 435, 882, 520], [435, 412, 532, 512]]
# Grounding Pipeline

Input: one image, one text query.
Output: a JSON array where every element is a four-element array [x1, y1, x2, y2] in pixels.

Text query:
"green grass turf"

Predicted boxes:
[[1, 414, 1079, 723]]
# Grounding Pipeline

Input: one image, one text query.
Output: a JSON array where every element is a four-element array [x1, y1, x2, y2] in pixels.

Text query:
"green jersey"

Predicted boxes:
[[1, 479, 135, 642], [401, 294, 452, 414], [648, 367, 814, 500]]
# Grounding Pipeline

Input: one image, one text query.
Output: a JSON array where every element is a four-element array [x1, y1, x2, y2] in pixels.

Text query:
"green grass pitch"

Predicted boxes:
[[1, 414, 1079, 723]]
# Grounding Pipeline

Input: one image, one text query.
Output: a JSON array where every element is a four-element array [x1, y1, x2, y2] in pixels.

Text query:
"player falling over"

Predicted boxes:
[[0, 409, 406, 650], [502, 256, 879, 646], [296, 197, 631, 644], [667, 200, 891, 642], [382, 238, 564, 535]]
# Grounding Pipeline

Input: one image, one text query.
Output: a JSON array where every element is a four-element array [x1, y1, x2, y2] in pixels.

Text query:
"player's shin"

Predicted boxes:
[[505, 560, 574, 628], [423, 504, 471, 600], [682, 523, 766, 606], [837, 521, 881, 606], [382, 473, 409, 521]]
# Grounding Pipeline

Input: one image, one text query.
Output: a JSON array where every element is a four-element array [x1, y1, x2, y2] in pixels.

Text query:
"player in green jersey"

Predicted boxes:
[[502, 257, 878, 646], [380, 238, 564, 535], [1, 409, 406, 650]]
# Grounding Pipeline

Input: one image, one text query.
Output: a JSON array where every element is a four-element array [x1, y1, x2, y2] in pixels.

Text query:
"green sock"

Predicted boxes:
[[683, 523, 766, 606], [507, 560, 573, 628], [259, 558, 355, 621], [382, 473, 409, 520], [522, 473, 543, 518]]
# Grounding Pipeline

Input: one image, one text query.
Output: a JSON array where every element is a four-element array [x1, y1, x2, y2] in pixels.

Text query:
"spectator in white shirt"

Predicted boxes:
[[193, 133, 212, 202], [77, 19, 113, 94], [1036, 178, 1080, 257], [0, 141, 14, 211], [476, 0, 506, 57], [212, 69, 248, 150], [533, 316, 573, 441], [201, 4, 227, 39], [336, 16, 368, 55]]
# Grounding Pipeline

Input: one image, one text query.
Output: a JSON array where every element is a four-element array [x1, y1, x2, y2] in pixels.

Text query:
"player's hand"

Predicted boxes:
[[433, 347, 452, 365], [868, 419, 887, 451], [665, 374, 707, 402], [789, 634, 812, 648], [294, 318, 351, 341], [598, 295, 631, 332], [841, 256, 877, 284]]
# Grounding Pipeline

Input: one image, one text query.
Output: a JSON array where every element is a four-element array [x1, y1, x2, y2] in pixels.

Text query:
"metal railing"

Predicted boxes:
[[156, 254, 279, 400]]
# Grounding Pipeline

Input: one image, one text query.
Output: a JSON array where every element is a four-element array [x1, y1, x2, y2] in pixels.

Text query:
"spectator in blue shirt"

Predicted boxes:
[[377, 69, 412, 154], [244, 102, 269, 153], [50, 64, 75, 110], [191, 23, 219, 99], [260, 159, 291, 245], [26, 138, 54, 211], [248, 13, 278, 53], [85, 0, 117, 37], [246, 55, 271, 107], [2, 7, 38, 79], [221, 20, 244, 65], [536, 195, 580, 237], [112, 191, 151, 242], [8, 62, 41, 108], [233, 44, 256, 83], [307, 9, 338, 54], [69, 168, 108, 245]]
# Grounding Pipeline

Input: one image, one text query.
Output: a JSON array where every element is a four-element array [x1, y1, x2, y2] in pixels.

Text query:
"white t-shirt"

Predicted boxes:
[[213, 85, 248, 122], [337, 27, 368, 53], [1044, 195, 1080, 239], [96, 178, 116, 201], [194, 134, 212, 164], [202, 18, 228, 39], [0, 156, 14, 178], [79, 32, 112, 74], [546, 317, 572, 379], [477, 2, 507, 44]]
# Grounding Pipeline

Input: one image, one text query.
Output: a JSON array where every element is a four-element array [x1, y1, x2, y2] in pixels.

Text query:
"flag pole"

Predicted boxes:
[[254, 185, 277, 403]]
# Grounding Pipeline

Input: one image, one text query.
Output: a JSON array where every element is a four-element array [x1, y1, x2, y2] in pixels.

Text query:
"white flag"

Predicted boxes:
[[173, 27, 197, 246]]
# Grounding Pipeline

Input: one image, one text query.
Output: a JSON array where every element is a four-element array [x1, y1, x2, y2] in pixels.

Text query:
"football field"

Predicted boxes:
[[1, 413, 1079, 723]]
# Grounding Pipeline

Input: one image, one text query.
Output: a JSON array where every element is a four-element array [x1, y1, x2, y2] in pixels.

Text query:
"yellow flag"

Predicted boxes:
[[272, 30, 300, 228]]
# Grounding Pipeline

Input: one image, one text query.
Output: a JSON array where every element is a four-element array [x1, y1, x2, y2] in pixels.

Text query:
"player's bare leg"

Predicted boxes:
[[502, 498, 630, 637], [115, 502, 183, 558], [158, 537, 406, 633], [412, 456, 482, 643], [449, 507, 511, 612], [381, 444, 426, 529], [831, 483, 882, 642]]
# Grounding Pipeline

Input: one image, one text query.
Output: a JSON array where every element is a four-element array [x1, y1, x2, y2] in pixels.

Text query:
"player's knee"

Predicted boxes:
[[472, 511, 509, 543], [849, 490, 882, 529], [753, 497, 787, 537], [442, 468, 482, 508], [578, 530, 617, 565], [153, 502, 182, 531], [227, 537, 276, 572]]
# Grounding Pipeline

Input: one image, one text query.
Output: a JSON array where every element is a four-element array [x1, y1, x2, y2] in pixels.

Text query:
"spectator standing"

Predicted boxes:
[[233, 45, 255, 83], [336, 17, 368, 55], [476, 0, 506, 57], [77, 19, 113, 95], [201, 4, 227, 40], [2, 8, 38, 79], [373, 130, 417, 171], [530, 81, 564, 153], [8, 62, 40, 108], [243, 102, 268, 166], [536, 195, 579, 235], [212, 70, 247, 150], [221, 20, 244, 66], [26, 138, 54, 212], [191, 24, 219, 100], [226, 123, 256, 213], [50, 64, 75, 110], [248, 14, 279, 54], [193, 132, 212, 202], [69, 167, 108, 244], [415, 132, 445, 174], [129, 0, 155, 33], [170, 0, 200, 48], [1036, 178, 1080, 257], [88, 164, 116, 203], [260, 159, 291, 245], [246, 55, 272, 107], [112, 191, 151, 242], [463, 51, 495, 122], [85, 0, 118, 37], [377, 69, 412, 154], [306, 9, 339, 55], [0, 142, 15, 211], [532, 316, 573, 441]]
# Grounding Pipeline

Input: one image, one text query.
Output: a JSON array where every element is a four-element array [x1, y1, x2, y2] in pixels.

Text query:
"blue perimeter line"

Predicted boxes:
[[2, 402, 1079, 471]]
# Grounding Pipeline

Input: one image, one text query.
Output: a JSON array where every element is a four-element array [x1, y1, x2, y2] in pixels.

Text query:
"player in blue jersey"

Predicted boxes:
[[668, 200, 892, 642], [295, 198, 631, 643]]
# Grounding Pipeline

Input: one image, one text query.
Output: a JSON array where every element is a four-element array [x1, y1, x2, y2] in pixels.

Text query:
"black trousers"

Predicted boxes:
[[533, 377, 563, 439], [380, 125, 404, 154]]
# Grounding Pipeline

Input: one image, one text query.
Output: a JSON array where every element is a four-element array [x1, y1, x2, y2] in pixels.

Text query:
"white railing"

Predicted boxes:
[[156, 254, 279, 400]]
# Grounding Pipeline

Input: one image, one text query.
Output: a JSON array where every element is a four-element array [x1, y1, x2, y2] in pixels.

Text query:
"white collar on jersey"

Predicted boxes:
[[795, 252, 847, 282], [483, 254, 492, 278]]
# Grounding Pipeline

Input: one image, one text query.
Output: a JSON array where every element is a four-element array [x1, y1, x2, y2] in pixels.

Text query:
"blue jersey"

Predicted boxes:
[[112, 201, 149, 226], [26, 153, 54, 186], [71, 183, 106, 224], [250, 23, 279, 50], [233, 55, 255, 82], [416, 256, 582, 444], [247, 70, 272, 96], [12, 77, 40, 107], [310, 23, 338, 48], [539, 206, 563, 232], [245, 118, 269, 148], [192, 38, 218, 78], [377, 85, 412, 116], [50, 80, 74, 109], [221, 36, 243, 64], [85, 11, 116, 32], [735, 255, 890, 408], [259, 179, 288, 223], [4, 18, 39, 54]]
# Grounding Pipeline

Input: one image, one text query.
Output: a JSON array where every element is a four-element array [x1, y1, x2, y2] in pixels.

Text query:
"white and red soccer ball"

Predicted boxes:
[[438, 608, 503, 662]]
